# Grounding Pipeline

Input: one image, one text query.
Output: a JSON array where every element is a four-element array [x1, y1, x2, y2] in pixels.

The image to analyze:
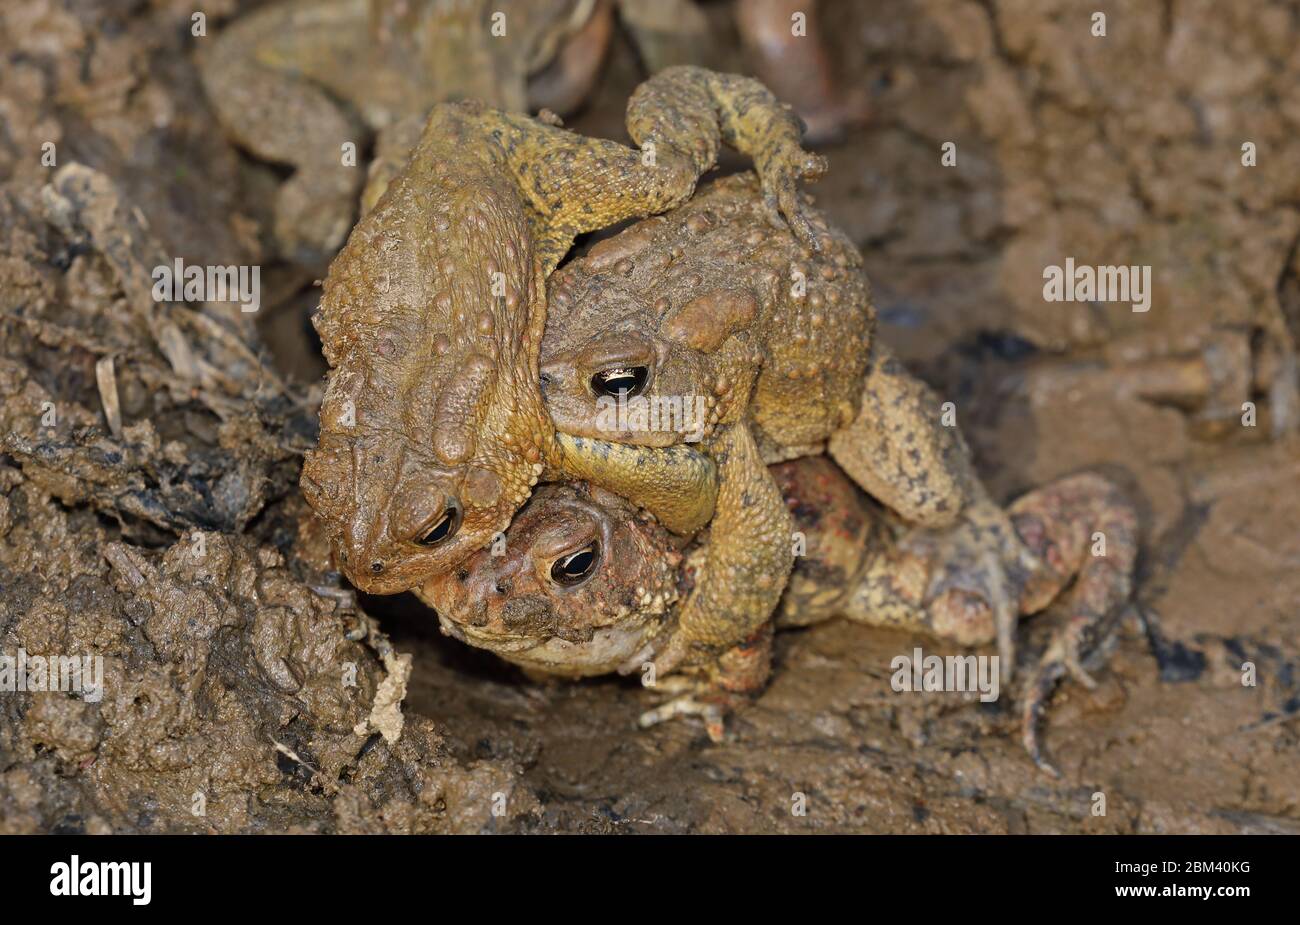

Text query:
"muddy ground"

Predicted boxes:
[[1, 0, 1297, 834]]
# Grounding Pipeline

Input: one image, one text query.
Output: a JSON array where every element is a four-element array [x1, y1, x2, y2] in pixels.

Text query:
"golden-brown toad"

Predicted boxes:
[[300, 68, 827, 596]]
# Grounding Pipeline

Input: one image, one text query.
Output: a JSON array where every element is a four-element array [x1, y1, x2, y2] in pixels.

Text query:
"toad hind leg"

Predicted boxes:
[[1010, 474, 1138, 775], [844, 473, 1137, 774], [828, 343, 978, 529], [829, 344, 1029, 667], [842, 503, 1030, 650], [361, 106, 707, 274]]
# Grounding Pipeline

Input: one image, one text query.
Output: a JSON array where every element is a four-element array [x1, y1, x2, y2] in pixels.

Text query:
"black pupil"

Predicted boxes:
[[418, 509, 456, 546], [551, 543, 598, 585], [591, 366, 648, 398]]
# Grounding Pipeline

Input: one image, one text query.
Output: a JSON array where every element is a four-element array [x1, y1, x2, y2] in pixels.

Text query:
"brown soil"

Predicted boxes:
[[1, 0, 1297, 834]]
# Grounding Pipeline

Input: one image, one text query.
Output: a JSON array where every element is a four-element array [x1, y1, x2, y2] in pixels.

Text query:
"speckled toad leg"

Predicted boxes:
[[1010, 474, 1137, 775], [828, 343, 1036, 672], [845, 511, 1034, 648], [600, 422, 796, 678], [507, 64, 828, 269], [841, 473, 1137, 774], [828, 344, 977, 527]]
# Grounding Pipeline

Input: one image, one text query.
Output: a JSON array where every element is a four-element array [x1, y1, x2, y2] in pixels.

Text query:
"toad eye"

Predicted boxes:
[[415, 500, 462, 547], [590, 366, 649, 399], [549, 541, 599, 587]]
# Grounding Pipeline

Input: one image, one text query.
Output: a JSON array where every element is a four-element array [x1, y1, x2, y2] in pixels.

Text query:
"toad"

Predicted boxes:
[[199, 0, 614, 263], [421, 457, 1138, 772], [300, 67, 828, 596], [528, 172, 1033, 682]]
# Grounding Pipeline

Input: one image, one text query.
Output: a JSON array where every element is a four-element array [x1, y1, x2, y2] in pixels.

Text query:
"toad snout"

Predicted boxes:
[[500, 596, 558, 636]]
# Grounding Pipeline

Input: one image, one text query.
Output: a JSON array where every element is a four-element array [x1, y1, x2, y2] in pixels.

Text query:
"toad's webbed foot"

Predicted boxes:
[[1009, 474, 1138, 775], [637, 625, 774, 742], [638, 684, 733, 742], [626, 65, 827, 249], [955, 476, 1136, 774]]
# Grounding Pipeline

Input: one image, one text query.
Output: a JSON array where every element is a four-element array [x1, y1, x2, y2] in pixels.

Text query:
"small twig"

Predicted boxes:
[[94, 356, 123, 438], [270, 738, 325, 782]]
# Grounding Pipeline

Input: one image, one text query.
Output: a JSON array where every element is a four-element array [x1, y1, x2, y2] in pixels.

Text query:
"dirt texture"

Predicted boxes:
[[0, 0, 1297, 834]]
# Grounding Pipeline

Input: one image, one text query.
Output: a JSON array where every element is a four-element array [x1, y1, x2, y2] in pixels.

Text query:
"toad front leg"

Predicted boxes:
[[637, 624, 775, 742], [563, 423, 796, 677], [556, 436, 719, 535]]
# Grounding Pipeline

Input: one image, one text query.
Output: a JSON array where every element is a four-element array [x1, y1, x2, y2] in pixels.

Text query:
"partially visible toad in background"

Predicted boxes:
[[198, 0, 869, 266], [199, 0, 614, 264]]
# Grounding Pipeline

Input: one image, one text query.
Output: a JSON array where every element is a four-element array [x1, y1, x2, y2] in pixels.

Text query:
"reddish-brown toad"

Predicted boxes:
[[423, 458, 1138, 773]]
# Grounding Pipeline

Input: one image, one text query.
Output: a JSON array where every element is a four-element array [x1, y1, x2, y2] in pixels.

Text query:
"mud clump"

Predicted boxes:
[[0, 146, 533, 833], [0, 488, 531, 833]]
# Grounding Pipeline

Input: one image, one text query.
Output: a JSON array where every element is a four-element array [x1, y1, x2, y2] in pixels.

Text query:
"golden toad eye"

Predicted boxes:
[[549, 541, 599, 587], [416, 501, 462, 547], [590, 366, 649, 399]]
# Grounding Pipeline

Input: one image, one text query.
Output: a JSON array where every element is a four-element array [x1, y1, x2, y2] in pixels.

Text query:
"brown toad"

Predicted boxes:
[[300, 67, 828, 595], [422, 457, 1138, 772], [199, 0, 613, 263], [525, 173, 1030, 682]]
